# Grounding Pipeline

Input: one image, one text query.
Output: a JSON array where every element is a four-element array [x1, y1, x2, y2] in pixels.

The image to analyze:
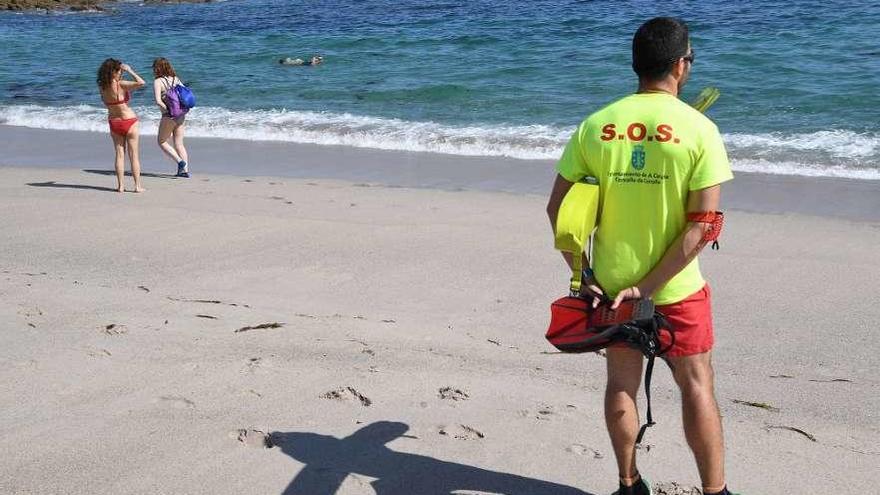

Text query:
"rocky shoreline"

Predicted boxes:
[[2, 0, 107, 11], [1, 0, 212, 12]]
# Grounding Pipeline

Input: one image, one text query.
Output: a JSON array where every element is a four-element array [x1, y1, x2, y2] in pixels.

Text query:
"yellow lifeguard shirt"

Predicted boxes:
[[557, 92, 733, 305]]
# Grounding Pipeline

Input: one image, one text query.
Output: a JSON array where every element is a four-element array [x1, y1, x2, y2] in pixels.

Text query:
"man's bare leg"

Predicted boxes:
[[668, 351, 726, 492], [605, 346, 645, 486]]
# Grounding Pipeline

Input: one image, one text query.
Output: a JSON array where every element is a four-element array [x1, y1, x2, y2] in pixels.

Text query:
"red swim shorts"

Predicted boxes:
[[655, 284, 714, 357]]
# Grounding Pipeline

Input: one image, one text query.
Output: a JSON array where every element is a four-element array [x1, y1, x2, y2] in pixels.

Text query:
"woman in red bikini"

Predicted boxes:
[[97, 58, 146, 192]]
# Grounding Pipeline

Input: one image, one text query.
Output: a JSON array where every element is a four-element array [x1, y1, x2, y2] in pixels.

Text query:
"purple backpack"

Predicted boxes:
[[163, 78, 189, 119]]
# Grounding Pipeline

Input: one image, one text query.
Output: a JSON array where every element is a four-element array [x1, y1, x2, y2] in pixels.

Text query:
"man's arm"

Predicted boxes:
[[546, 174, 574, 237], [545, 174, 580, 273], [546, 174, 605, 306], [611, 184, 721, 308]]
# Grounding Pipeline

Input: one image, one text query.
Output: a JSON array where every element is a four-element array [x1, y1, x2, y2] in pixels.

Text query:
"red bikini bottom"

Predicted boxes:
[[108, 117, 138, 137]]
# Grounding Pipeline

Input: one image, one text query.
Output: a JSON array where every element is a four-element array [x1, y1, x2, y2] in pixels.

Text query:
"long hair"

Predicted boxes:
[[152, 57, 177, 78], [97, 58, 122, 90]]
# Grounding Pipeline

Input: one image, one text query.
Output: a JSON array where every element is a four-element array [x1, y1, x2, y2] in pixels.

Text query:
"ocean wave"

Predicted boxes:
[[725, 130, 878, 159], [0, 103, 568, 160], [0, 103, 877, 180], [355, 84, 472, 103], [730, 158, 880, 180]]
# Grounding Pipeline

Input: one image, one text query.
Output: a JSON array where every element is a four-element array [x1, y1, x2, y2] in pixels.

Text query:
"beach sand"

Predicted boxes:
[[1, 126, 878, 494]]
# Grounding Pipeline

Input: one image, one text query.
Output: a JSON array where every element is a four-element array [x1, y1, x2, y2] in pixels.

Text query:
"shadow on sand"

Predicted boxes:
[[82, 168, 179, 179], [271, 421, 595, 495], [27, 181, 118, 192]]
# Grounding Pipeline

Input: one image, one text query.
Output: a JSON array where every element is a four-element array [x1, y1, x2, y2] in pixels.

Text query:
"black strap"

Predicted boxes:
[[571, 324, 621, 350], [573, 310, 670, 447], [634, 315, 669, 447], [635, 353, 656, 446], [162, 76, 179, 98]]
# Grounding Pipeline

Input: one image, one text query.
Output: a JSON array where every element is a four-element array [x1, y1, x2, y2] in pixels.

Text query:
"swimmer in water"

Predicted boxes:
[[279, 55, 323, 66]]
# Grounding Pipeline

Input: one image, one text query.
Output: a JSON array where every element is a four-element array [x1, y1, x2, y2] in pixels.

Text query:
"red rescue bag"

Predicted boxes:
[[546, 297, 658, 353]]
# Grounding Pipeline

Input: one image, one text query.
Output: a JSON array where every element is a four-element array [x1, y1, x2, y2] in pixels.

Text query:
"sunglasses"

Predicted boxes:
[[682, 49, 695, 64]]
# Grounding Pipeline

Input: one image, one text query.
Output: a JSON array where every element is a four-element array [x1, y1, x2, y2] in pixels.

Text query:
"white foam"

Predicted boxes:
[[0, 104, 569, 160], [1, 104, 877, 180], [730, 158, 880, 180], [725, 130, 879, 159]]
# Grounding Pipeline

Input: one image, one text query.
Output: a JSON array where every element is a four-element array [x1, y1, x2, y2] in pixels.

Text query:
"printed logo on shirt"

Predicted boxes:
[[631, 145, 646, 170]]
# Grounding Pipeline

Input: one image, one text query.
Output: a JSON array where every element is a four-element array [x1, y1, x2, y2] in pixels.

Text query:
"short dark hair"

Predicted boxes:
[[632, 17, 690, 80]]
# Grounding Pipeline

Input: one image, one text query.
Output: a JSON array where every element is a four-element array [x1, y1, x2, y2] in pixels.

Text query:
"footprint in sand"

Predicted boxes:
[[438, 387, 470, 401], [566, 444, 603, 459], [320, 387, 372, 407], [518, 405, 557, 420], [103, 324, 127, 336], [19, 306, 44, 318], [229, 428, 274, 448], [438, 424, 484, 440], [86, 348, 112, 358], [536, 405, 555, 419], [242, 357, 264, 374]]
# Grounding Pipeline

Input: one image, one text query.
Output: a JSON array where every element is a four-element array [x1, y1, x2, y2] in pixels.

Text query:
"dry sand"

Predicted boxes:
[[0, 157, 878, 494]]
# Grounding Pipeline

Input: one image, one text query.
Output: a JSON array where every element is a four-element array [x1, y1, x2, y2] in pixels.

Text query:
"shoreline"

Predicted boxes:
[[2, 125, 878, 223]]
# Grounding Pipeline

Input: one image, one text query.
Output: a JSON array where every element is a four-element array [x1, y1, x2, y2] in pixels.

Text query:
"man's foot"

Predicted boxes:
[[133, 186, 146, 193], [612, 476, 652, 495], [117, 186, 125, 193]]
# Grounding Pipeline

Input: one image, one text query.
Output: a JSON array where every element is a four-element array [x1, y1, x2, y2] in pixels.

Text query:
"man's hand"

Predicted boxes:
[[621, 185, 722, 305], [611, 286, 642, 309], [580, 276, 606, 309]]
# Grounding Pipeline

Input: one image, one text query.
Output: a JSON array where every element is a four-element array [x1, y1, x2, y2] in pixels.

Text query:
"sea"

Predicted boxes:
[[1, 0, 878, 180]]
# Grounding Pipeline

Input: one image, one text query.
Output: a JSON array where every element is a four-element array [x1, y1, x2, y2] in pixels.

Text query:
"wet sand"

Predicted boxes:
[[3, 124, 879, 222]]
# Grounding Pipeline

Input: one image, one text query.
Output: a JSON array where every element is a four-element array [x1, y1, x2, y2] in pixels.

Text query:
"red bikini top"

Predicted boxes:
[[103, 83, 130, 106]]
